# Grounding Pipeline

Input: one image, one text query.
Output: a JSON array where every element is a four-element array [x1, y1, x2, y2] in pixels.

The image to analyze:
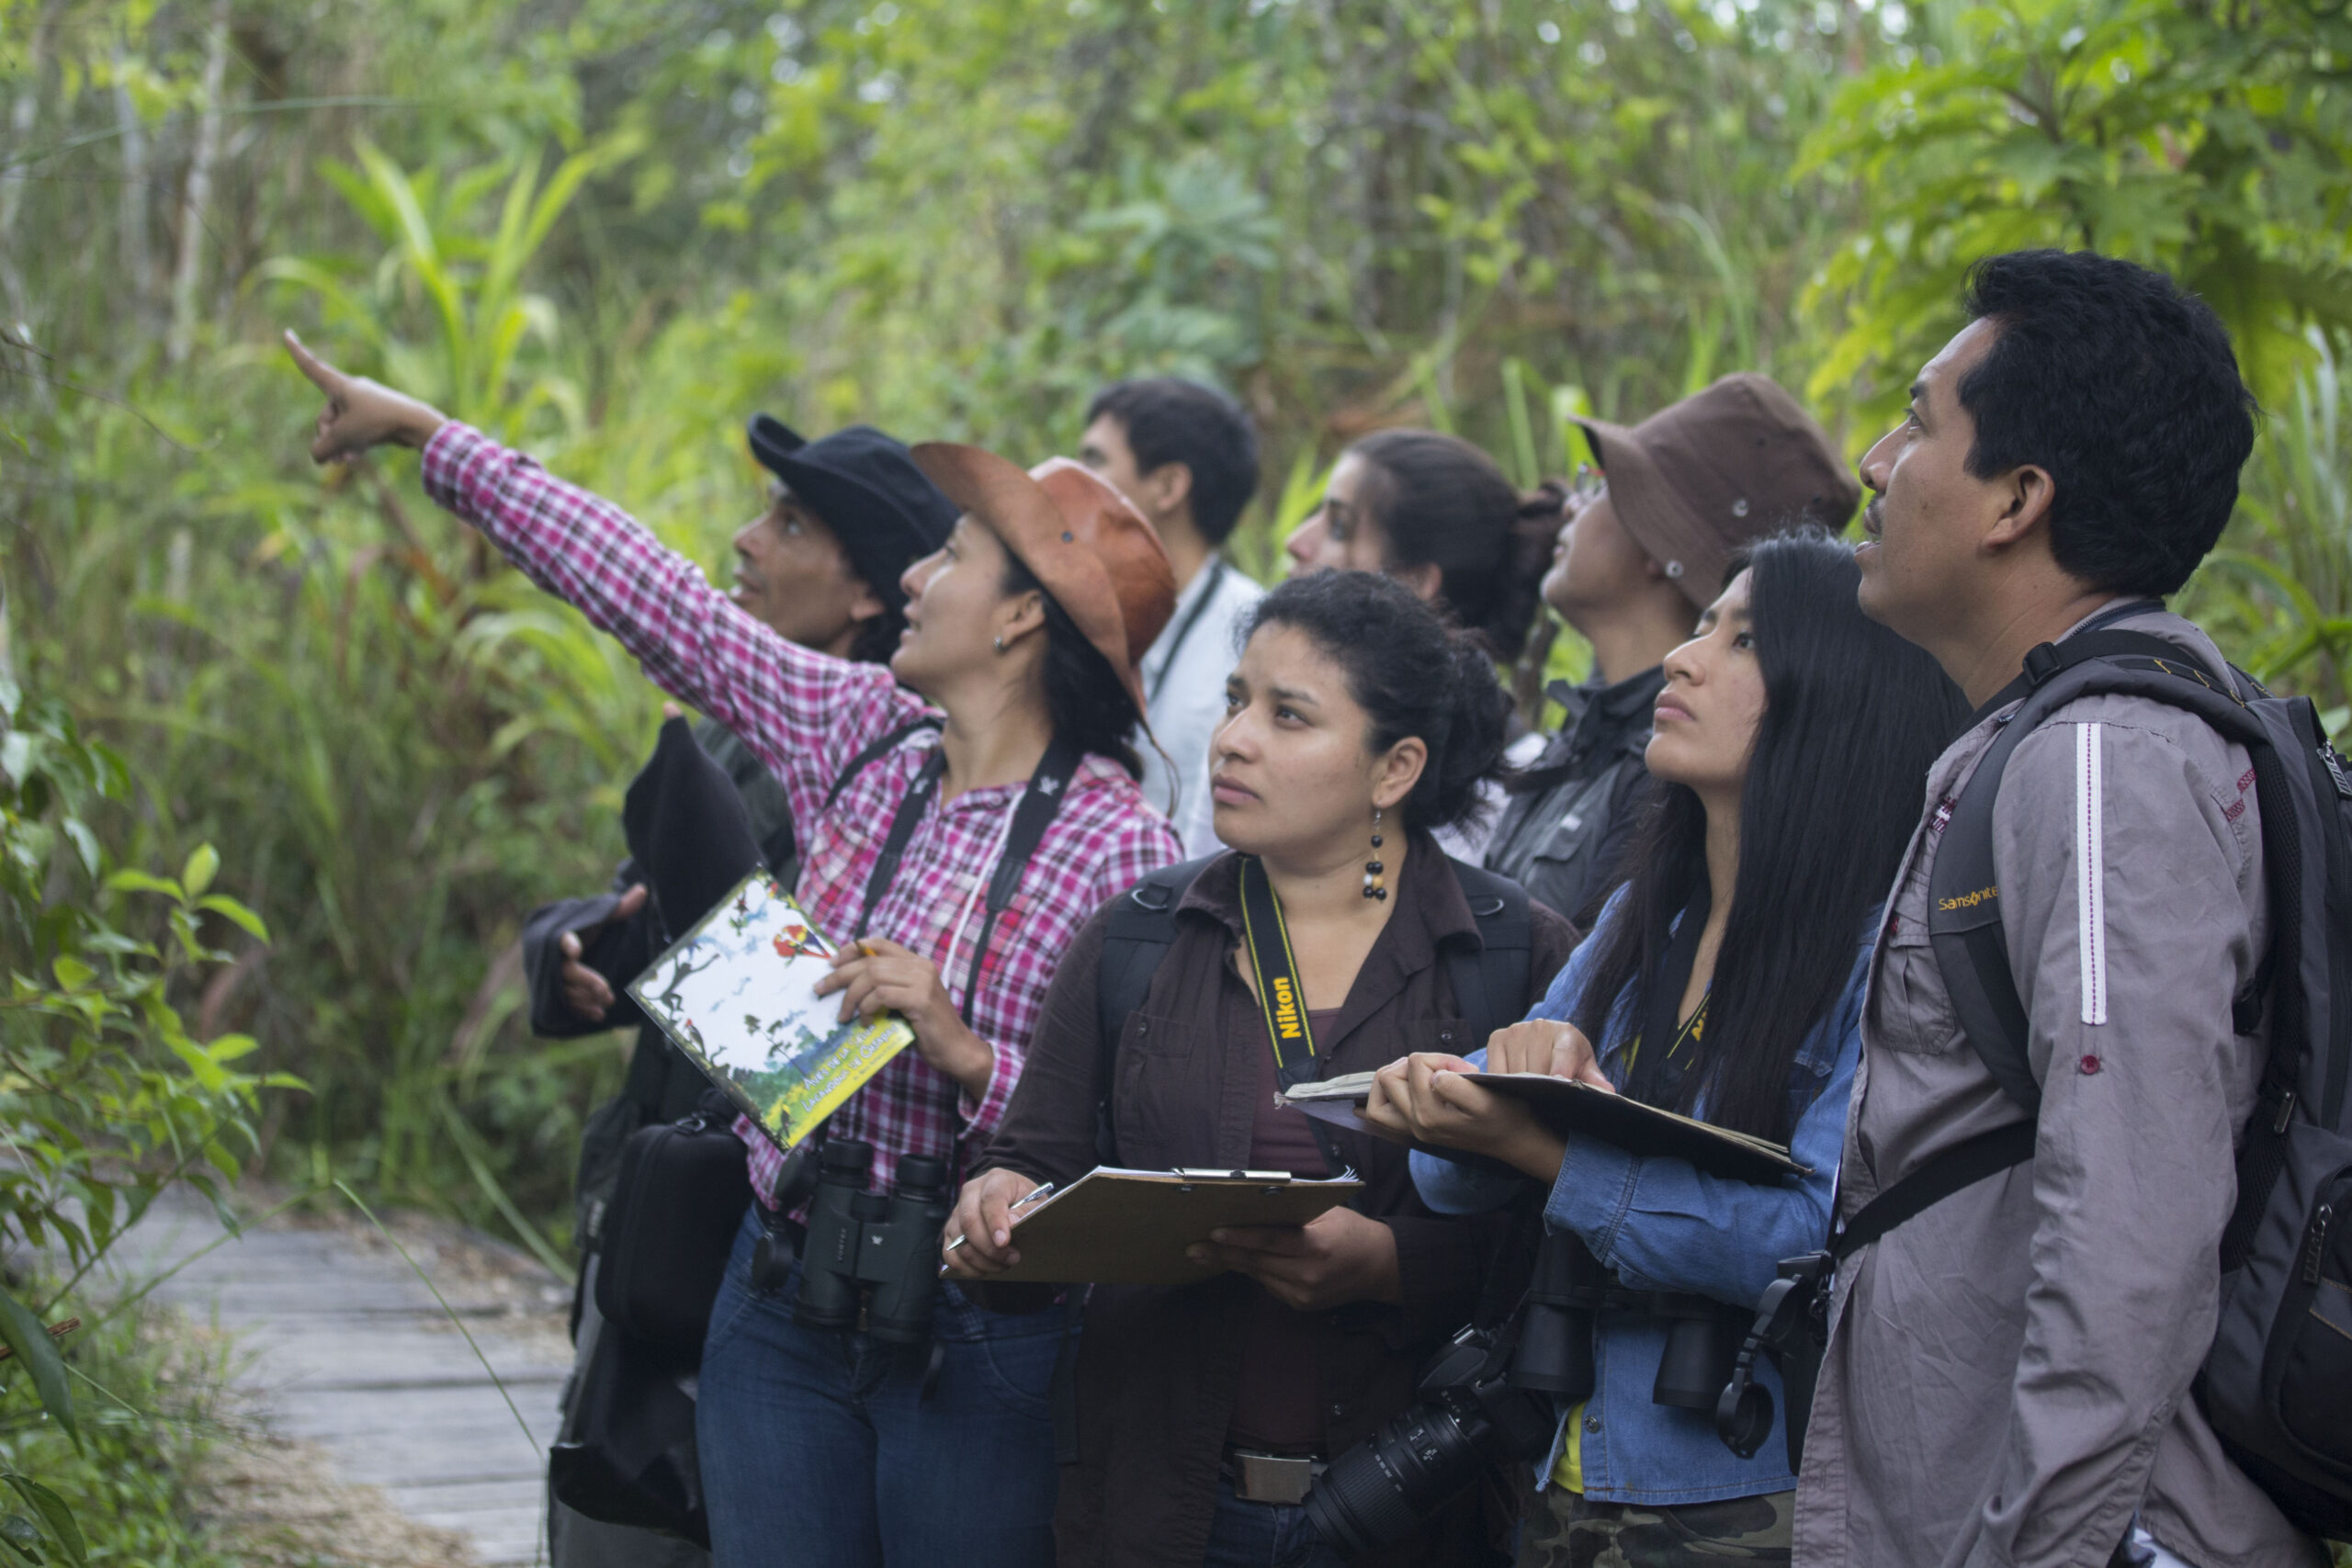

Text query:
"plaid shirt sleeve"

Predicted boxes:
[[418, 422, 922, 822]]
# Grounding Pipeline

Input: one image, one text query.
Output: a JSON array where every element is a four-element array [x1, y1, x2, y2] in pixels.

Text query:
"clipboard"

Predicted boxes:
[[946, 1167, 1363, 1285], [1280, 1071, 1806, 1185]]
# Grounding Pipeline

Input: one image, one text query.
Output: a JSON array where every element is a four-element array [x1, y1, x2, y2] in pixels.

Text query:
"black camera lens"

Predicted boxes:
[[1303, 1325, 1559, 1559], [1303, 1404, 1472, 1560]]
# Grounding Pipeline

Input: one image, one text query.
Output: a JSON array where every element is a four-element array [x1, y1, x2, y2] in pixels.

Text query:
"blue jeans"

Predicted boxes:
[[1201, 1473, 1349, 1568], [697, 1206, 1064, 1568]]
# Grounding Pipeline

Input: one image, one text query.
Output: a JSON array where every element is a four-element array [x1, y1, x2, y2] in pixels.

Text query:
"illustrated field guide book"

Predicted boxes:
[[628, 870, 911, 1150]]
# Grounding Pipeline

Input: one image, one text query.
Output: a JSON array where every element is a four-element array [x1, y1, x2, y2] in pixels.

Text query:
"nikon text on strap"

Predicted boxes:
[[1237, 854, 1323, 1082], [1089, 852, 1532, 1166], [1235, 853, 1352, 1178]]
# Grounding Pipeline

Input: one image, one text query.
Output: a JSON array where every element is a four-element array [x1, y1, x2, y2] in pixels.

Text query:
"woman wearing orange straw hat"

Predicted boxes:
[[284, 332, 1181, 1567]]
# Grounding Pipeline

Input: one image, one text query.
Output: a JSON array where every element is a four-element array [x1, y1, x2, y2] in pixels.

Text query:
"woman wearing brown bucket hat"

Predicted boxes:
[[1484, 373, 1861, 929], [283, 332, 1182, 1567]]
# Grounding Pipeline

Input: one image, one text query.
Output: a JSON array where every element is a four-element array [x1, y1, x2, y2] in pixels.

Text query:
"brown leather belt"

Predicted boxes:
[[1223, 1446, 1328, 1506]]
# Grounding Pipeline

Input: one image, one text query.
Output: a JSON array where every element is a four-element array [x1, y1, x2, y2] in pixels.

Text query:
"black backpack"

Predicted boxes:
[[1931, 626, 2352, 1540], [1088, 852, 1535, 1165]]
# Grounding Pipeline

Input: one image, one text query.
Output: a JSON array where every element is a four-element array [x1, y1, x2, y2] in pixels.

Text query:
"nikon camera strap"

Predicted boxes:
[[1236, 855, 1351, 1177]]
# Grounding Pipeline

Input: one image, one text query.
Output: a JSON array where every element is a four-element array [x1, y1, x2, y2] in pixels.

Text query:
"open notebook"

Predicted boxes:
[[1280, 1070, 1805, 1185]]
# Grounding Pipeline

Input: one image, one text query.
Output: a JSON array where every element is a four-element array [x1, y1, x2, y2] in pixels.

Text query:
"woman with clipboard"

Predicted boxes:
[[282, 334, 1182, 1568], [1363, 531, 1965, 1566], [948, 570, 1578, 1568]]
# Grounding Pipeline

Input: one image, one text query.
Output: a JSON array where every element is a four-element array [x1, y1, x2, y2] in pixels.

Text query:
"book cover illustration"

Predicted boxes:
[[628, 869, 913, 1150]]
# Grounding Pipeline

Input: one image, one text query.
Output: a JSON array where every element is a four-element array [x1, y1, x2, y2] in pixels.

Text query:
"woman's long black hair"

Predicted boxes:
[[1001, 551, 1146, 780], [1570, 528, 1967, 1143]]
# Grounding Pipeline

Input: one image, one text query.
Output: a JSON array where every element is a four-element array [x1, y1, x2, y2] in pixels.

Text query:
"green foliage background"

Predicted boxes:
[[3, 0, 2351, 1303]]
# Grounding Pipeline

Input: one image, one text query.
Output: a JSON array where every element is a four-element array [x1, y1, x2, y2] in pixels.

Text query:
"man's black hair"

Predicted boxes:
[[1958, 249, 2258, 598], [1085, 378, 1261, 546]]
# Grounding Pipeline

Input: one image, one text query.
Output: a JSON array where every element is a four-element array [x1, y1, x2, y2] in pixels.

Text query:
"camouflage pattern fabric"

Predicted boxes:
[[1516, 1487, 1792, 1566]]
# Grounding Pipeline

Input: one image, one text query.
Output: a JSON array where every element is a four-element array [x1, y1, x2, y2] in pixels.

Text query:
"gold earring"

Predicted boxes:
[[1363, 807, 1386, 901]]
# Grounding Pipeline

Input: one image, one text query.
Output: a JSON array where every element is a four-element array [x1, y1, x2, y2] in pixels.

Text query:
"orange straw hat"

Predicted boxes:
[[909, 444, 1178, 720]]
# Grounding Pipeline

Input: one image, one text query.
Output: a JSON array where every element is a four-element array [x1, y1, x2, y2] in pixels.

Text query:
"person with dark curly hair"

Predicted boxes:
[[948, 570, 1579, 1568]]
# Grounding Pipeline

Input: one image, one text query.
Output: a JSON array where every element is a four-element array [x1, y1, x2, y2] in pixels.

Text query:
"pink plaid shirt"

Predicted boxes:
[[421, 423, 1181, 1213]]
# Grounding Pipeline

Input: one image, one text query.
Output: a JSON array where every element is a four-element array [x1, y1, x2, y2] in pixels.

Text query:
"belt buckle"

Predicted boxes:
[[1231, 1449, 1322, 1506]]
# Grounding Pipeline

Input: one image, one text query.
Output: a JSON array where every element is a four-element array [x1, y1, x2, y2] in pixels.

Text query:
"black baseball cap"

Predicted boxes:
[[746, 415, 960, 614]]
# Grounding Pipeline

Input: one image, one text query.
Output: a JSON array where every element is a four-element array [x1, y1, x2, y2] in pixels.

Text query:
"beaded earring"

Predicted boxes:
[[1363, 807, 1387, 901]]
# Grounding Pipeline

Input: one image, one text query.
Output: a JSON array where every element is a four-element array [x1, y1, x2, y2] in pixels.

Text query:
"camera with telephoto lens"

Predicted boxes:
[[757, 1137, 955, 1345], [1303, 1232, 1596, 1558]]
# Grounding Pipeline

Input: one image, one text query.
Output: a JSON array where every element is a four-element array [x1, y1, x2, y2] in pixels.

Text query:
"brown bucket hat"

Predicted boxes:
[[909, 444, 1178, 719], [1574, 372, 1861, 608]]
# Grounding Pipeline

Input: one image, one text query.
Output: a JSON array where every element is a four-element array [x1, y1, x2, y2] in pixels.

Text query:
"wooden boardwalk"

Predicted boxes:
[[106, 1187, 574, 1566]]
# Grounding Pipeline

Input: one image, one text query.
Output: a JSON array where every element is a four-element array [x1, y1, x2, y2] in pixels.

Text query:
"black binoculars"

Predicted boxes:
[[1305, 1228, 1776, 1559], [752, 1136, 954, 1346]]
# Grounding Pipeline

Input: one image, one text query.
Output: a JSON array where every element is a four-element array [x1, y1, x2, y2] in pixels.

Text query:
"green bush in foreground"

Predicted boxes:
[[0, 682, 285, 1562], [0, 1299, 242, 1568]]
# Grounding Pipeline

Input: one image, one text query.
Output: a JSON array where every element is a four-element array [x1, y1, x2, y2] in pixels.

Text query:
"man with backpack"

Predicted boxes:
[[1793, 250, 2335, 1566]]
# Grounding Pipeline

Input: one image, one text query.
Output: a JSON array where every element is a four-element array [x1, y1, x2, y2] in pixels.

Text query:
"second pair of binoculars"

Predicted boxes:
[[783, 1136, 955, 1345], [1525, 1231, 1754, 1414]]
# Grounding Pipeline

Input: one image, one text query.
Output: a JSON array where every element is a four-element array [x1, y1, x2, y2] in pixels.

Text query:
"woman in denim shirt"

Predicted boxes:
[[1366, 529, 1965, 1565]]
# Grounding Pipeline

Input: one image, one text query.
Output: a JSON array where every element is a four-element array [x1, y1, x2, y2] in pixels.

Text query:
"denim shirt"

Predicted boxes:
[[1410, 888, 1869, 1506]]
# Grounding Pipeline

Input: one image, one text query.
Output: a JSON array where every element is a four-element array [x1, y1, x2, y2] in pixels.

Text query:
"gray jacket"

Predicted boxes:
[[1793, 607, 2325, 1568]]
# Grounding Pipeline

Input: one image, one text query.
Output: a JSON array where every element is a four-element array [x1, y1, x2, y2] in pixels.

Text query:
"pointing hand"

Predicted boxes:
[[282, 329, 449, 463]]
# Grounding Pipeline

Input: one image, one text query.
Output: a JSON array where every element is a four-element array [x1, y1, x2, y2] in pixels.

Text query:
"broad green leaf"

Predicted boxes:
[[196, 895, 270, 943], [102, 870, 180, 899], [0, 1286, 75, 1450], [48, 957, 92, 993], [56, 820, 98, 882], [207, 1033, 261, 1064], [181, 844, 220, 900], [0, 1478, 82, 1568]]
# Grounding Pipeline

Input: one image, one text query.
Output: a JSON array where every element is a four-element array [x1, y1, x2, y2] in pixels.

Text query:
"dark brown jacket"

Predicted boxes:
[[978, 839, 1576, 1568]]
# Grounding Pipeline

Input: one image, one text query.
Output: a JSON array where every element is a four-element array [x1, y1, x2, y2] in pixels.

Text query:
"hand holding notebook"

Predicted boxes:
[[1290, 1065, 1805, 1185]]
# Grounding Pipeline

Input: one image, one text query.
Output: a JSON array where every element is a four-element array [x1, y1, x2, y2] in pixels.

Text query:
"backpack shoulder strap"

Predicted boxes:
[[1929, 632, 2277, 1116], [1092, 853, 1224, 1164], [822, 716, 943, 811], [1442, 856, 1535, 1051]]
